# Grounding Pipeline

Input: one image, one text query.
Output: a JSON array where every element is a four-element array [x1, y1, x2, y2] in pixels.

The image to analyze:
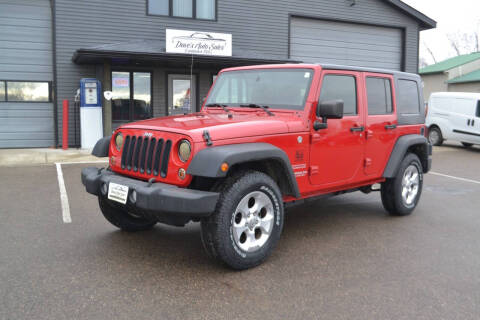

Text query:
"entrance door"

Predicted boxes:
[[168, 74, 196, 115], [112, 71, 152, 128], [309, 71, 365, 187]]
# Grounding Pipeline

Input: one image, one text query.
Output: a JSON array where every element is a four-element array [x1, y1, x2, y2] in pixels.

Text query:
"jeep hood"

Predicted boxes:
[[120, 111, 305, 142]]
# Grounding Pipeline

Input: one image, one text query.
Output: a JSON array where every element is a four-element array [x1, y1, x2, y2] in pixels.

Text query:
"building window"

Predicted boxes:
[[148, 0, 216, 20], [366, 77, 393, 115], [0, 81, 51, 102], [319, 75, 357, 115]]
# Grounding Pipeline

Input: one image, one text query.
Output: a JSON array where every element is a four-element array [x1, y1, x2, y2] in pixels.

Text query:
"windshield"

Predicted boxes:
[[205, 68, 314, 110]]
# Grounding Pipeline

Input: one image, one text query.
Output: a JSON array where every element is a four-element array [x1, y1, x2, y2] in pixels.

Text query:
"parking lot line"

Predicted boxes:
[[429, 171, 480, 185], [55, 163, 72, 223]]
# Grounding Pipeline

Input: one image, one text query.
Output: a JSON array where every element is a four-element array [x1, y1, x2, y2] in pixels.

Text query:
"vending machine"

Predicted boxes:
[[79, 78, 103, 149]]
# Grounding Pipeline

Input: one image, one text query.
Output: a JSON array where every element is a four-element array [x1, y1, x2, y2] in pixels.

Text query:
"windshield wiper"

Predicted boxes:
[[205, 103, 230, 113], [205, 103, 233, 118], [239, 103, 274, 116]]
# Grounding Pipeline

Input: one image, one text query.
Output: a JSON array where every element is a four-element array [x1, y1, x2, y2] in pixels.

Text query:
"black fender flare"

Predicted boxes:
[[91, 135, 111, 157], [383, 134, 431, 178], [187, 143, 300, 198]]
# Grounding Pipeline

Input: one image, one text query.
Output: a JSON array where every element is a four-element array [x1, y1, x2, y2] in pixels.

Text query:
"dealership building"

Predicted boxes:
[[0, 0, 435, 148]]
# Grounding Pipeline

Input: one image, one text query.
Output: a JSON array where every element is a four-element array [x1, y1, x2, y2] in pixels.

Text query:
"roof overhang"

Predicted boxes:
[[73, 40, 297, 68], [385, 0, 436, 30]]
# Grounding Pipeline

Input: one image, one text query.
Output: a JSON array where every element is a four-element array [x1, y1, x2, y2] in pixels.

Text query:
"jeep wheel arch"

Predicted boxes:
[[92, 135, 111, 157], [187, 143, 300, 198], [383, 134, 431, 178]]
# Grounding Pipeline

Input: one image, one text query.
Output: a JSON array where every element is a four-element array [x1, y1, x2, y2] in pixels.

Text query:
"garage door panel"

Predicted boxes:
[[0, 0, 54, 148], [291, 40, 402, 53], [290, 17, 403, 70]]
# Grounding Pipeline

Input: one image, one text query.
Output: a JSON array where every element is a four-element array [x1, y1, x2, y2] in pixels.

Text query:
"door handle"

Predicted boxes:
[[472, 119, 475, 126], [468, 119, 471, 126], [350, 126, 364, 132], [385, 124, 397, 130]]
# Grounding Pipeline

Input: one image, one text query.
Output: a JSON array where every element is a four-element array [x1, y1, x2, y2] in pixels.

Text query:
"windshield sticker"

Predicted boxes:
[[304, 72, 310, 78]]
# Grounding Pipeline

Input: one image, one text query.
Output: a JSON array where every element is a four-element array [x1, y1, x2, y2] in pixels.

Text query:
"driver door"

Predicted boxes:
[[309, 71, 366, 188]]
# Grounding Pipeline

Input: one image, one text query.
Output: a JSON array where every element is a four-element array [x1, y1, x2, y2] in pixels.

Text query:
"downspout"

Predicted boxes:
[[51, 0, 59, 147]]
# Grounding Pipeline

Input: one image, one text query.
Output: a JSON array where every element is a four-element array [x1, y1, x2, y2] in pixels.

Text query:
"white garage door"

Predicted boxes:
[[290, 17, 403, 70]]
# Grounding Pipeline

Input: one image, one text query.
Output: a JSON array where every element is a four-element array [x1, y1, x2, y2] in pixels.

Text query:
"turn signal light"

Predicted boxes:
[[221, 162, 229, 172]]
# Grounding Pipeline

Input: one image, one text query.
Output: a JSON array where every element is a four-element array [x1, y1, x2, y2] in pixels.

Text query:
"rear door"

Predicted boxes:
[[364, 73, 398, 176], [309, 70, 365, 187]]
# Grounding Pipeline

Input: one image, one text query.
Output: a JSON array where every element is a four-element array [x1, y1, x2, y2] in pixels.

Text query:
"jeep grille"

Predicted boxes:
[[120, 135, 172, 178]]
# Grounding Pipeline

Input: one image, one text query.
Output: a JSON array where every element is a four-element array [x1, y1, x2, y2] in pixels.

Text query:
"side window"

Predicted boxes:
[[319, 75, 357, 115], [366, 77, 393, 115], [397, 79, 420, 114]]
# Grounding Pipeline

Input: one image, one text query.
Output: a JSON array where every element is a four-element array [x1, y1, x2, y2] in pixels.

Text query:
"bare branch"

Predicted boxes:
[[423, 41, 437, 64]]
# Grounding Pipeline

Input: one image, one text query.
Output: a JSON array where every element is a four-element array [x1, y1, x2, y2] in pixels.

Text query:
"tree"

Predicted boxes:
[[446, 20, 480, 55]]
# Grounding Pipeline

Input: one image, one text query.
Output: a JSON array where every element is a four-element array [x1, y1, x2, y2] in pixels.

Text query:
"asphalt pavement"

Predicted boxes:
[[1, 142, 480, 320]]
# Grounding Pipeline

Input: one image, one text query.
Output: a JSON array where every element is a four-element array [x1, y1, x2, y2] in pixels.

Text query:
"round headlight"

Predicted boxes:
[[115, 133, 123, 151], [178, 140, 191, 162]]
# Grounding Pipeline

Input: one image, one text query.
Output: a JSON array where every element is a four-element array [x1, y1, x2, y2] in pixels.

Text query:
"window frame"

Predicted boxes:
[[147, 0, 217, 21], [365, 76, 394, 115], [0, 80, 52, 103], [111, 70, 154, 122], [318, 73, 358, 116]]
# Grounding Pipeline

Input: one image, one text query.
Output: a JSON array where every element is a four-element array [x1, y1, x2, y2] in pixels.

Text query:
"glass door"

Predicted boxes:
[[112, 71, 152, 128], [168, 74, 196, 115]]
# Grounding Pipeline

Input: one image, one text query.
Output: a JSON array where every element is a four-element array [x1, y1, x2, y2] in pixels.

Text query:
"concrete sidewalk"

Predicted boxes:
[[0, 148, 107, 166]]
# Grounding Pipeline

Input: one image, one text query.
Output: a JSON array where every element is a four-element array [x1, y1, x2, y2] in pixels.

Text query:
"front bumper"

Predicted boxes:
[[81, 167, 219, 217]]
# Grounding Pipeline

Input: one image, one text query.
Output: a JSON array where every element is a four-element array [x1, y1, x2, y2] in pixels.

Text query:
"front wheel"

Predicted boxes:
[[201, 171, 284, 270], [381, 153, 423, 216], [428, 126, 443, 146]]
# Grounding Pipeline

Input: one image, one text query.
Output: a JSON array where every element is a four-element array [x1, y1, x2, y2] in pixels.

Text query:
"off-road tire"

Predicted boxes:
[[381, 153, 423, 216], [461, 142, 473, 147], [98, 197, 156, 232], [428, 126, 443, 146], [201, 171, 284, 270]]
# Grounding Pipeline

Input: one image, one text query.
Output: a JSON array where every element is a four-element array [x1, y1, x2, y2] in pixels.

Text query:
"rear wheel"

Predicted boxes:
[[381, 153, 423, 216], [201, 171, 284, 270], [461, 142, 473, 147], [98, 197, 156, 232], [428, 126, 443, 146]]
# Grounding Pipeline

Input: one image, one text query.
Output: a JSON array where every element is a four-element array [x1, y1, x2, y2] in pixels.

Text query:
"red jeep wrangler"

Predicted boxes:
[[82, 64, 432, 269]]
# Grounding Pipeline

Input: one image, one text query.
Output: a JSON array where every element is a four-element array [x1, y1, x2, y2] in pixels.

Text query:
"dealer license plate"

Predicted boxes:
[[108, 182, 129, 204]]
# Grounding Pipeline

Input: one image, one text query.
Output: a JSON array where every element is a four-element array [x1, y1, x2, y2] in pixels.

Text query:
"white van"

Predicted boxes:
[[426, 92, 480, 147]]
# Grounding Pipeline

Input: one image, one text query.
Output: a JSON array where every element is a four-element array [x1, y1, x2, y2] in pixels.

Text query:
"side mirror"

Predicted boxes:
[[317, 99, 344, 119]]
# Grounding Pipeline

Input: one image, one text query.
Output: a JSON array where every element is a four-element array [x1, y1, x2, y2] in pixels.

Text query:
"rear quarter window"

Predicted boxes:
[[397, 80, 420, 114]]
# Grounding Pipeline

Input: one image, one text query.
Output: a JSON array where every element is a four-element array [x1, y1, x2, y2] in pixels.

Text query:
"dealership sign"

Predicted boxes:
[[166, 29, 232, 56]]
